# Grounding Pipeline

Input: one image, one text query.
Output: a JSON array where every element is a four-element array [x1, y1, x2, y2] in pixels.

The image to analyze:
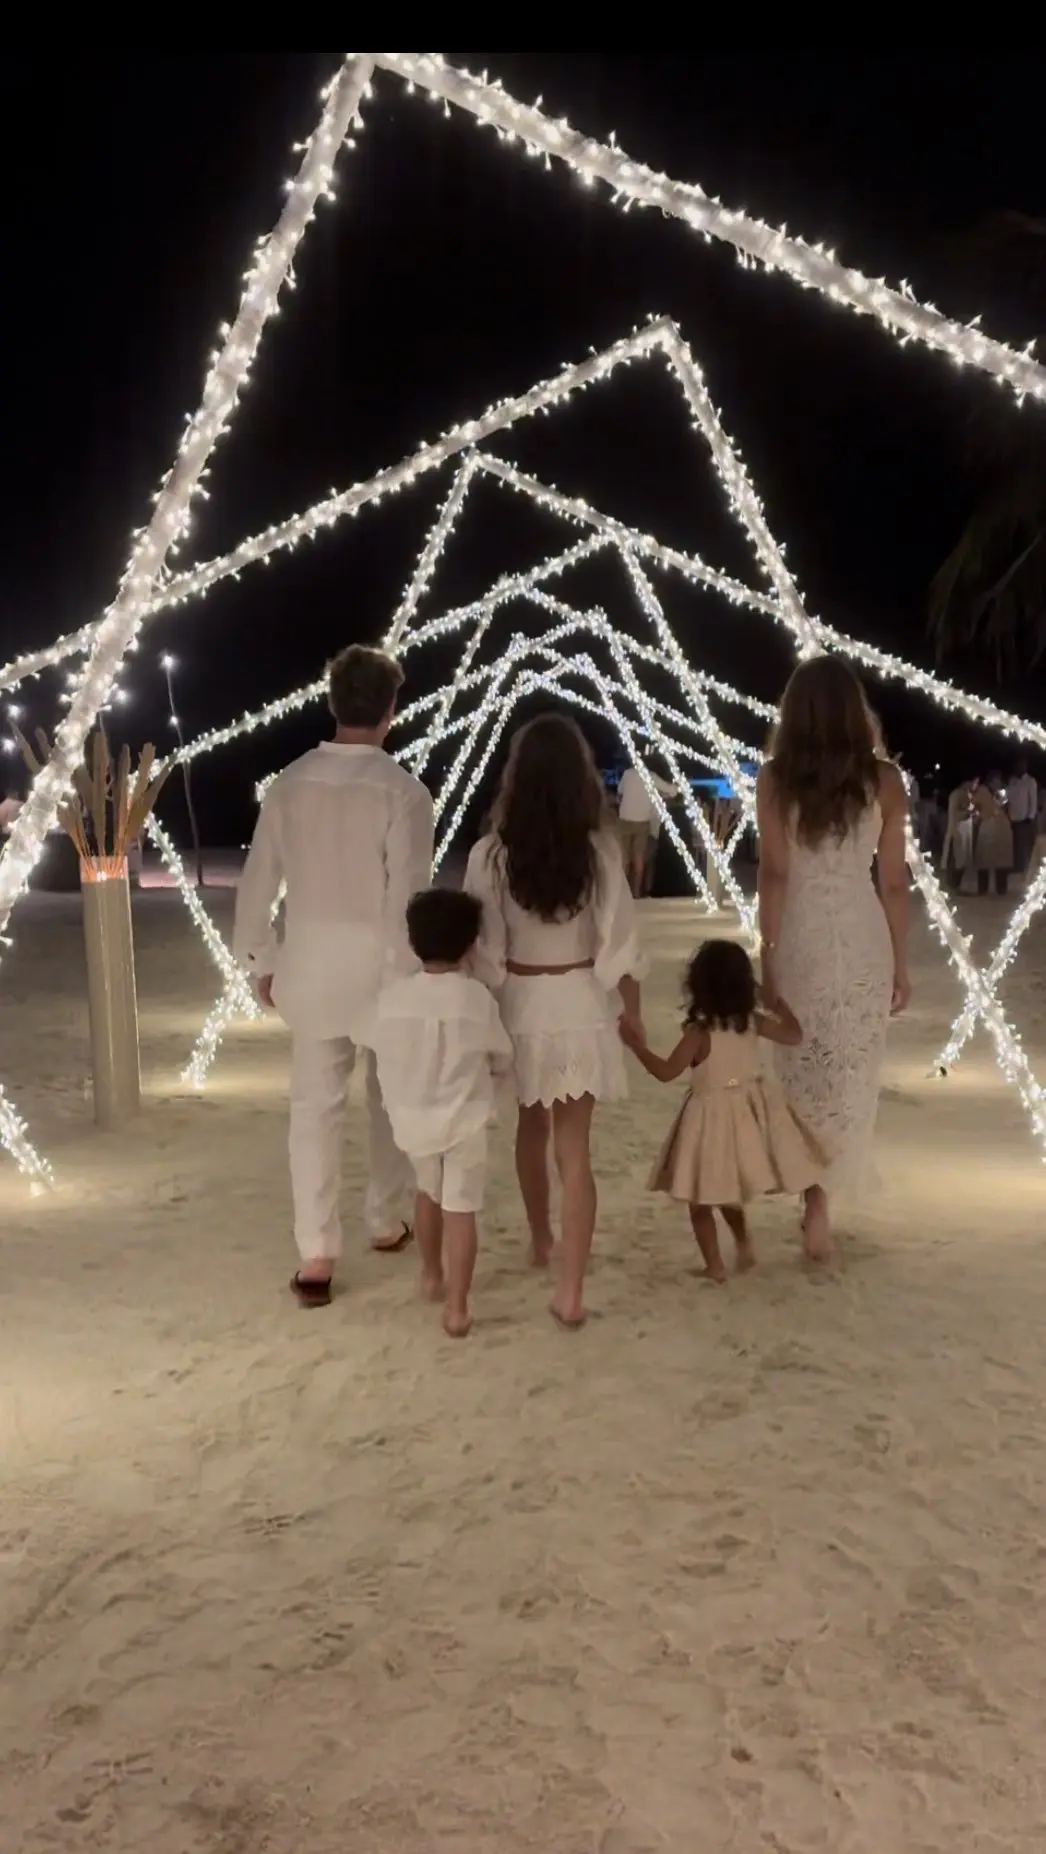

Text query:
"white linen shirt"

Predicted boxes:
[[617, 766, 675, 824], [373, 970, 513, 1158], [463, 829, 646, 993], [1007, 772, 1038, 824], [233, 742, 433, 1044]]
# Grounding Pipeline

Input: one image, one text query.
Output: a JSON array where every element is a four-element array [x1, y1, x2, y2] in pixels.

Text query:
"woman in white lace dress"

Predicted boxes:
[[756, 657, 910, 1260], [465, 715, 645, 1327]]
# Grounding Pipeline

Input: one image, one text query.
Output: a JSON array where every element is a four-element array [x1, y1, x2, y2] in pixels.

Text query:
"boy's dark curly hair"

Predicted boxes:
[[406, 887, 482, 966], [683, 938, 756, 1035]]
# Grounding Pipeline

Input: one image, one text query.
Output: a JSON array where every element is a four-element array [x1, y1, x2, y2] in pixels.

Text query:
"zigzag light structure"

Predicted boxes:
[[182, 623, 763, 1091], [3, 52, 1046, 1183]]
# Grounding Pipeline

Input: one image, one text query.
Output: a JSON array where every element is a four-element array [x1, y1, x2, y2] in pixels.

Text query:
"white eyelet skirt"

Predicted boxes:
[[500, 970, 628, 1107]]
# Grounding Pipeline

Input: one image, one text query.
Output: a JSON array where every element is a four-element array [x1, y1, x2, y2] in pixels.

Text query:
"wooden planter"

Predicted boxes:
[[80, 858, 141, 1127]]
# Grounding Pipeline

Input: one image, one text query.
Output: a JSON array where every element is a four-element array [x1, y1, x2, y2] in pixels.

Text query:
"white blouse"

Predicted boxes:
[[463, 829, 646, 994]]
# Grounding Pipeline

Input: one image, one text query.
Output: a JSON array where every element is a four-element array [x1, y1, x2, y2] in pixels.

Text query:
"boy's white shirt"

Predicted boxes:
[[373, 969, 513, 1159], [233, 741, 433, 1046]]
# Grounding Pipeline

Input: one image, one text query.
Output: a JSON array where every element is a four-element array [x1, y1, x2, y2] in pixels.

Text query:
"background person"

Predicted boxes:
[[616, 748, 677, 896], [1007, 757, 1038, 877]]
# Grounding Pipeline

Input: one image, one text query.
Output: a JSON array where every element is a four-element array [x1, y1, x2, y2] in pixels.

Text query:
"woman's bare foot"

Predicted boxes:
[[528, 1229, 554, 1268], [549, 1292, 586, 1328], [734, 1238, 756, 1274], [420, 1270, 445, 1303], [801, 1185, 832, 1262], [443, 1305, 472, 1338], [700, 1258, 728, 1285]]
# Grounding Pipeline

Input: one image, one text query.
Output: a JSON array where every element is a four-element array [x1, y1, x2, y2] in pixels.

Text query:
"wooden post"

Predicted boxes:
[[81, 858, 141, 1127]]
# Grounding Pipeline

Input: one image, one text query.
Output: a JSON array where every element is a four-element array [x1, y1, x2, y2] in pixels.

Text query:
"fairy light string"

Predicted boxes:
[[0, 59, 375, 953], [386, 454, 479, 649], [907, 839, 1046, 1154], [0, 1080, 55, 1192], [374, 54, 1046, 407], [933, 854, 1046, 1076], [0, 57, 375, 1175]]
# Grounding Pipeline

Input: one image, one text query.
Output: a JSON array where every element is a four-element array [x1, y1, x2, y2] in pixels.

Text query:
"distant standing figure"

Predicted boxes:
[[942, 778, 976, 891], [756, 657, 910, 1260], [973, 774, 1014, 897], [616, 751, 676, 896], [1007, 757, 1038, 876]]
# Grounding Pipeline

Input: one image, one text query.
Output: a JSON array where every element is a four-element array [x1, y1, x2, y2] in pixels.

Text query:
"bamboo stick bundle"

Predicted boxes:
[[16, 729, 170, 878]]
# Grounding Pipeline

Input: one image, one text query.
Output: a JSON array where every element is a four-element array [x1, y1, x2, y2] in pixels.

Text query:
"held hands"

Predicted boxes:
[[618, 1011, 646, 1052]]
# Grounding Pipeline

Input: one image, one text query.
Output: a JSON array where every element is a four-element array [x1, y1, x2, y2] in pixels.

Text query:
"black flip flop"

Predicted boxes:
[[370, 1223, 414, 1255], [290, 1272, 333, 1308]]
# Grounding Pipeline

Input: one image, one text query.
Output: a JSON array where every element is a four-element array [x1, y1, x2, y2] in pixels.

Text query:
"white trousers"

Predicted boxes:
[[289, 1037, 413, 1261]]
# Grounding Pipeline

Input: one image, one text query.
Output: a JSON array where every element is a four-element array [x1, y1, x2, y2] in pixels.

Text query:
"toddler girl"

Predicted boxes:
[[620, 938, 824, 1281]]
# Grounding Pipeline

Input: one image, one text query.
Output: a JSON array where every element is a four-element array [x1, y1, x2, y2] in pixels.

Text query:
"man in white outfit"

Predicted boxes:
[[234, 644, 434, 1305], [616, 751, 677, 896], [1007, 757, 1038, 876]]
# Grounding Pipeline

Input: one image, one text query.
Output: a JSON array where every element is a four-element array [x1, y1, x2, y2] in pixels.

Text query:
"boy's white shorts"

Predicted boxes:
[[413, 1128, 488, 1215]]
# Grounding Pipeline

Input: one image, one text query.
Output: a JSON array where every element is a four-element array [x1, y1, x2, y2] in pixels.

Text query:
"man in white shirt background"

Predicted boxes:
[[234, 644, 434, 1305], [1006, 756, 1038, 876], [615, 749, 677, 896]]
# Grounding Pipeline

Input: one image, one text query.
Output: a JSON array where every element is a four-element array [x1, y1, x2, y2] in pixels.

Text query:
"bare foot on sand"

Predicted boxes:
[[549, 1294, 586, 1329], [528, 1230, 554, 1268], [721, 1208, 754, 1274], [700, 1259, 728, 1285], [420, 1270, 445, 1303], [443, 1306, 472, 1338], [802, 1185, 832, 1262]]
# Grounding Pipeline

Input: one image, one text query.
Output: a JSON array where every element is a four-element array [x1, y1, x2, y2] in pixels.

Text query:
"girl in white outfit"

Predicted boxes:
[[465, 715, 645, 1328]]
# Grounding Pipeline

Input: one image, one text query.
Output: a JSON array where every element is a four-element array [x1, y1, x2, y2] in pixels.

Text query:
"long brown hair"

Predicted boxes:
[[488, 713, 606, 919], [768, 656, 880, 845]]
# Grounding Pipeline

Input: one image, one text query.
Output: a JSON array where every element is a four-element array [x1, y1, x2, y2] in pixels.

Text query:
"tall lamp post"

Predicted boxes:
[[162, 655, 204, 889]]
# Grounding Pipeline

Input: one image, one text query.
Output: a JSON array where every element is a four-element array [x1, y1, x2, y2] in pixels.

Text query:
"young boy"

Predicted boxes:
[[373, 887, 512, 1337]]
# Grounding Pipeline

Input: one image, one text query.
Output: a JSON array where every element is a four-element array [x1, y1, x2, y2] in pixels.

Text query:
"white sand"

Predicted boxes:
[[2, 881, 1046, 1852]]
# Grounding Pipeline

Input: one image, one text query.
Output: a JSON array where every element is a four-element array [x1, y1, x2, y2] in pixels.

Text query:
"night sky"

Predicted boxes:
[[2, 52, 1044, 847]]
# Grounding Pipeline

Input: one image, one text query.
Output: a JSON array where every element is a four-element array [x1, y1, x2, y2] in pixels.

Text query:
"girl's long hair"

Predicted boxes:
[[767, 655, 880, 846], [488, 713, 606, 919]]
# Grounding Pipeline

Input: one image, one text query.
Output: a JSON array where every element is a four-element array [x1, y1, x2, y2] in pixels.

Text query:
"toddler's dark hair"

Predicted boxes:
[[406, 887, 482, 966], [683, 938, 756, 1034]]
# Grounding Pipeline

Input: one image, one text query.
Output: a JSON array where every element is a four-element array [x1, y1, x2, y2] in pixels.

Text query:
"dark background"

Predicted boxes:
[[2, 52, 1044, 849]]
